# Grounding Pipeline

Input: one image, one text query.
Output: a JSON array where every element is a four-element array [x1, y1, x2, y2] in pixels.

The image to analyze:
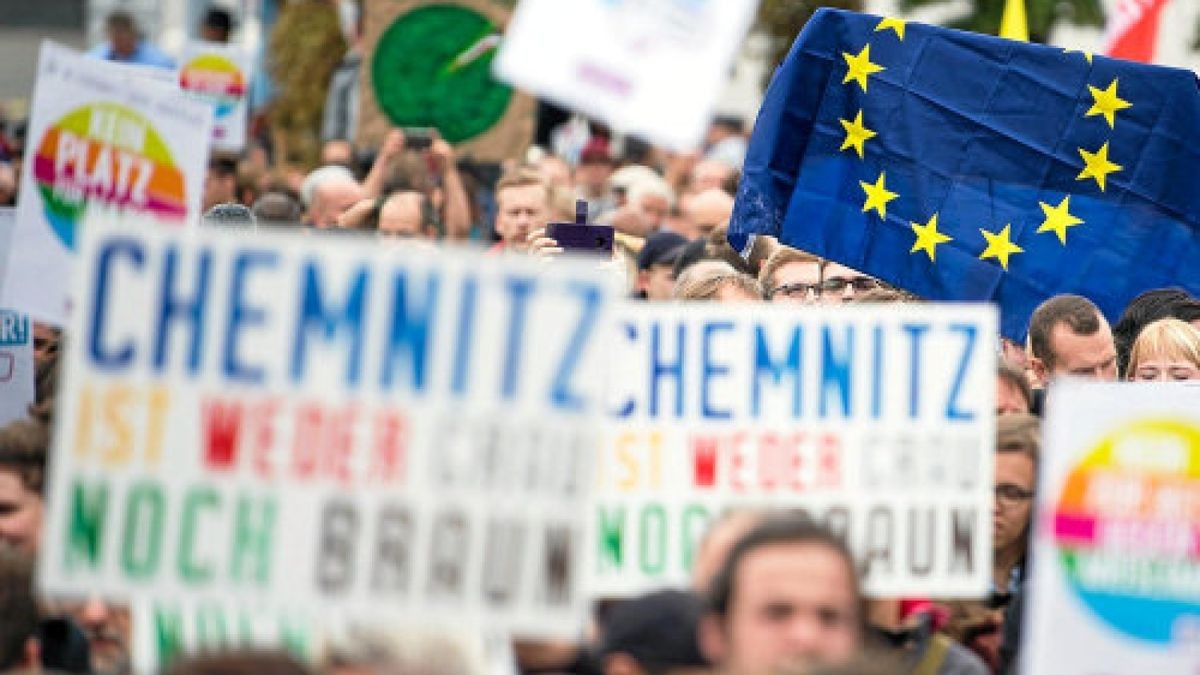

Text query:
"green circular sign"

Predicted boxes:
[[371, 4, 514, 144]]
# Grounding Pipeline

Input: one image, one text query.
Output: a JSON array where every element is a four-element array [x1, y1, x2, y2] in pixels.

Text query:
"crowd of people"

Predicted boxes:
[[0, 4, 1198, 675]]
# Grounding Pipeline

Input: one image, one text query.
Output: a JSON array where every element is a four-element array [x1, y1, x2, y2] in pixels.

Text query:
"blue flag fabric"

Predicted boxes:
[[730, 8, 1200, 340]]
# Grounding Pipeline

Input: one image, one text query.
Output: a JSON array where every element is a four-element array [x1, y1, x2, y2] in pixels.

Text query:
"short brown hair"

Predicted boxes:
[[758, 247, 820, 291], [997, 361, 1032, 411], [1028, 294, 1104, 370], [854, 288, 919, 304], [0, 420, 48, 495], [996, 413, 1040, 467]]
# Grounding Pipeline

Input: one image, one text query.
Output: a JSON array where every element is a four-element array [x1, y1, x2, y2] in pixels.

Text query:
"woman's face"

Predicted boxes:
[[1129, 355, 1200, 382]]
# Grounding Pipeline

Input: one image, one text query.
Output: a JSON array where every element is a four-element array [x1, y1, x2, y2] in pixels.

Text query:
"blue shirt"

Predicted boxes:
[[86, 41, 176, 70]]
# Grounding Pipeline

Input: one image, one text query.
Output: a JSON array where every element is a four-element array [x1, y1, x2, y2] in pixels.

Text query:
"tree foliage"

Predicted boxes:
[[756, 0, 863, 80], [898, 0, 1104, 44]]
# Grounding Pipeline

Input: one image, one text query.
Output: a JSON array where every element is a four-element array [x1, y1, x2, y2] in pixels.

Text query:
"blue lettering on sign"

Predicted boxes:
[[0, 312, 28, 347], [88, 236, 145, 370], [153, 246, 212, 376], [450, 274, 477, 397], [291, 260, 370, 387], [500, 275, 537, 400], [946, 323, 978, 421], [902, 323, 930, 419], [611, 321, 638, 418], [701, 321, 734, 420], [649, 321, 685, 419], [222, 248, 278, 384], [819, 324, 854, 418], [870, 324, 884, 420], [550, 281, 603, 412], [752, 324, 803, 418], [381, 269, 439, 393]]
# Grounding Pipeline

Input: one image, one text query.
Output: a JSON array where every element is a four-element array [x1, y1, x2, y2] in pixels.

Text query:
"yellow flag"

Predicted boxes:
[[999, 0, 1029, 41]]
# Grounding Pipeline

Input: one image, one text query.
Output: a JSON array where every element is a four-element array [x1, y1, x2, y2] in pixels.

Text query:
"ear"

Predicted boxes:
[[636, 270, 650, 291], [698, 613, 728, 666], [1029, 357, 1049, 388]]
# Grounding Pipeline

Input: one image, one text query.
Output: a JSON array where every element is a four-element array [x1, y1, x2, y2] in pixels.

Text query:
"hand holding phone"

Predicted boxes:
[[545, 200, 614, 256]]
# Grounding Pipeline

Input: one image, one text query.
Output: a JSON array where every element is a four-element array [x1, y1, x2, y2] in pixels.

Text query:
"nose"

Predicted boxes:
[[784, 614, 824, 656]]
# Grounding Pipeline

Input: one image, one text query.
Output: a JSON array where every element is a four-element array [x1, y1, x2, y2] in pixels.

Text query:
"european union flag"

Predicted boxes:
[[729, 8, 1200, 340]]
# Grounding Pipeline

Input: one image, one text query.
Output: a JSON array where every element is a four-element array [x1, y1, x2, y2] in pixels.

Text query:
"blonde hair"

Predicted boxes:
[[495, 168, 549, 201], [674, 263, 763, 301], [1126, 318, 1200, 377]]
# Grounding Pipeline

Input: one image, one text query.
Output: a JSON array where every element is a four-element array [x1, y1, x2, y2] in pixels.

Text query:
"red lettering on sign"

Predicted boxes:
[[201, 398, 243, 470]]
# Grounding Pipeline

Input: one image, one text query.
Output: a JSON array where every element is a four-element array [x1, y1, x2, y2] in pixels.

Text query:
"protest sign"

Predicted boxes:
[[494, 0, 759, 151], [591, 303, 997, 598], [178, 41, 251, 151], [1023, 382, 1200, 675], [0, 309, 34, 427], [357, 0, 535, 163], [0, 42, 212, 325], [40, 224, 614, 639]]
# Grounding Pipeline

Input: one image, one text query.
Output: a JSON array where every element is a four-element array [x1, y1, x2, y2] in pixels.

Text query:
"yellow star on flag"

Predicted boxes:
[[1037, 196, 1084, 245], [1077, 142, 1122, 191], [1085, 78, 1132, 128], [839, 110, 876, 159], [1063, 48, 1093, 64], [875, 17, 907, 40], [910, 213, 952, 262], [860, 172, 898, 219], [842, 45, 885, 92], [979, 224, 1024, 270]]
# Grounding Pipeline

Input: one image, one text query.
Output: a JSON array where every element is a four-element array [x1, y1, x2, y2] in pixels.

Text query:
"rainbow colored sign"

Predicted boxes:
[[1025, 382, 1200, 675], [0, 42, 211, 326], [31, 103, 187, 249], [1052, 417, 1200, 644], [178, 42, 250, 151]]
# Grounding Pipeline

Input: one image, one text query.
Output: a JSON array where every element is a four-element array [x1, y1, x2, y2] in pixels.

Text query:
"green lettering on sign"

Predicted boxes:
[[67, 479, 108, 571], [231, 493, 277, 587], [639, 504, 667, 576], [178, 487, 220, 584], [122, 482, 165, 579], [154, 604, 184, 669], [681, 504, 711, 571], [596, 505, 624, 572]]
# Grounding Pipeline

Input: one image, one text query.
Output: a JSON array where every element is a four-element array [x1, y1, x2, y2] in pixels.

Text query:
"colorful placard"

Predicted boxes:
[[0, 42, 211, 325], [1024, 382, 1200, 675], [591, 303, 998, 598], [39, 223, 613, 639], [178, 41, 251, 151]]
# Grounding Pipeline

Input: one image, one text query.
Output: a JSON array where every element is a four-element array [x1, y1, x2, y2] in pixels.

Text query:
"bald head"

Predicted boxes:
[[686, 188, 734, 236], [379, 191, 430, 238], [308, 177, 363, 229]]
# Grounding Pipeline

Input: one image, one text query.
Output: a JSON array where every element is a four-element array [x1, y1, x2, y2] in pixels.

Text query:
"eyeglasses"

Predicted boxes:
[[994, 483, 1034, 505], [819, 276, 881, 293], [769, 282, 820, 299]]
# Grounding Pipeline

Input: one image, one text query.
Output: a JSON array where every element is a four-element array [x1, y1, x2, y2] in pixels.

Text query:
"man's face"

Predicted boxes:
[[996, 377, 1030, 415], [575, 161, 612, 191], [495, 184, 549, 250], [692, 160, 732, 192], [0, 470, 42, 554], [709, 543, 861, 675], [636, 194, 670, 232], [310, 180, 364, 229], [1038, 319, 1118, 383], [53, 599, 132, 675], [640, 264, 676, 301], [202, 169, 236, 211], [109, 26, 138, 58], [993, 453, 1035, 553], [818, 262, 880, 304], [768, 261, 822, 304], [379, 194, 424, 238]]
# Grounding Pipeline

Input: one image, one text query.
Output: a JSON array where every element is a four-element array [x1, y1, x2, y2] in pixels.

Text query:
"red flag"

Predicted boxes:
[[1104, 0, 1171, 62]]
